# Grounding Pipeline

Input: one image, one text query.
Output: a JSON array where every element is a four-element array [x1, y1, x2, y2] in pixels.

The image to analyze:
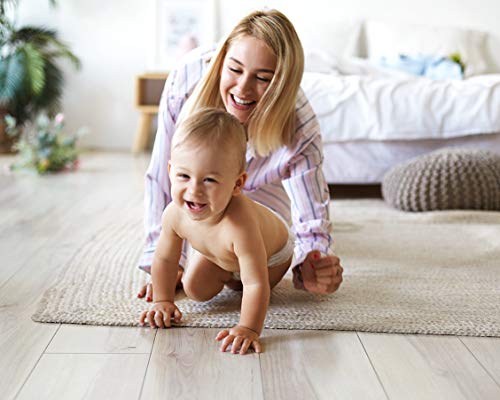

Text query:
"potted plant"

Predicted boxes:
[[0, 0, 81, 153], [5, 112, 86, 174]]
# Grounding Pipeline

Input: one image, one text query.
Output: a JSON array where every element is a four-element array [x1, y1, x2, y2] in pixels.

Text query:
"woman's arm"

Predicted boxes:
[[284, 93, 332, 256], [281, 91, 337, 290], [138, 48, 214, 271], [138, 71, 180, 270]]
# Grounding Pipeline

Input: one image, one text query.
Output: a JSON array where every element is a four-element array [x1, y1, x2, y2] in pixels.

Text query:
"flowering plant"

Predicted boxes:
[[5, 113, 86, 174]]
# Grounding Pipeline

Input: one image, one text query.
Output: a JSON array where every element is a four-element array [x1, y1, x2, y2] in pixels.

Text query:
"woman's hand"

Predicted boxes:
[[139, 301, 182, 328], [137, 282, 154, 302], [301, 251, 343, 294], [137, 267, 184, 301], [215, 325, 262, 355]]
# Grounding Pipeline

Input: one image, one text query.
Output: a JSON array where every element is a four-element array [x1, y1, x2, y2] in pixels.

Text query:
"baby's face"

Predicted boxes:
[[169, 142, 245, 222]]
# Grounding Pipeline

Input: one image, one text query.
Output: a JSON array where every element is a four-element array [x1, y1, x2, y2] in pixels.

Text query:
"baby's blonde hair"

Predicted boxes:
[[173, 107, 247, 173], [178, 9, 304, 157]]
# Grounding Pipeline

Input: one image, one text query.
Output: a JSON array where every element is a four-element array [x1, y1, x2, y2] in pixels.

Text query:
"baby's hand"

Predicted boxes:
[[215, 325, 261, 355], [139, 301, 182, 328]]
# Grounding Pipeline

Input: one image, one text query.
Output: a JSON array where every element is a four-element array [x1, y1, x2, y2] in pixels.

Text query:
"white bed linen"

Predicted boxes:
[[323, 133, 500, 184], [301, 72, 500, 142]]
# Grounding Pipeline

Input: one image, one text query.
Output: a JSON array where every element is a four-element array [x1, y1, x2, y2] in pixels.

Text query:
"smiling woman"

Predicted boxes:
[[178, 9, 305, 157], [218, 36, 276, 125], [138, 9, 343, 311]]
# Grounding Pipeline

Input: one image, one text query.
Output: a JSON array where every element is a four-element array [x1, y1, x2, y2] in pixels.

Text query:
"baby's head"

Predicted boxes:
[[169, 108, 248, 220], [172, 107, 247, 174]]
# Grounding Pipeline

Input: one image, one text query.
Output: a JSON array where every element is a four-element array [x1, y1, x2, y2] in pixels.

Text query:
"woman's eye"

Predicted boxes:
[[257, 76, 271, 82], [229, 67, 241, 74]]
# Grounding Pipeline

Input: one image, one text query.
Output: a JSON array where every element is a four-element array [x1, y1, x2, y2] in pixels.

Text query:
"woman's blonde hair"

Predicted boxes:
[[177, 9, 304, 157], [173, 107, 247, 173]]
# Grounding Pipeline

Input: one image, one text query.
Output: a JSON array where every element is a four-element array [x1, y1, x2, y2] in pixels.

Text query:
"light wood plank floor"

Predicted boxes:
[[1, 151, 499, 400]]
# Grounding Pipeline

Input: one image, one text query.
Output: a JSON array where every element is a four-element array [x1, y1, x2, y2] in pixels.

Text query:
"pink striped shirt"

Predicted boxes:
[[139, 47, 332, 287]]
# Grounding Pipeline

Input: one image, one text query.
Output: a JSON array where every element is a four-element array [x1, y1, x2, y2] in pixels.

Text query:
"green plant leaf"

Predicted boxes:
[[1, 5, 80, 124], [0, 15, 15, 45], [31, 57, 63, 115], [13, 26, 57, 46], [0, 51, 26, 105], [13, 27, 81, 70], [21, 43, 46, 96], [41, 38, 81, 70]]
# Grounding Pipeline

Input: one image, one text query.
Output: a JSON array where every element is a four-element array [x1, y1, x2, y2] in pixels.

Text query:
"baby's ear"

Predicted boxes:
[[233, 172, 247, 195], [167, 161, 172, 176]]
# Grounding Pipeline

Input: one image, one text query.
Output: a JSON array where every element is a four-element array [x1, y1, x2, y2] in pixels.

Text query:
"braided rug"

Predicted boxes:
[[33, 200, 500, 336]]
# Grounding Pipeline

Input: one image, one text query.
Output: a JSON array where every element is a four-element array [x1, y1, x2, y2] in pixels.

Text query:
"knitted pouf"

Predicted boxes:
[[382, 148, 500, 211]]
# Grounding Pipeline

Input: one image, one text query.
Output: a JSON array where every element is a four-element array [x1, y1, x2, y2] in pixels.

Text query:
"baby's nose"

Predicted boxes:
[[189, 182, 203, 195]]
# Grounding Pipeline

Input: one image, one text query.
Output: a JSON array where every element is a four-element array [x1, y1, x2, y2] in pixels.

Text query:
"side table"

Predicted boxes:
[[133, 72, 168, 153]]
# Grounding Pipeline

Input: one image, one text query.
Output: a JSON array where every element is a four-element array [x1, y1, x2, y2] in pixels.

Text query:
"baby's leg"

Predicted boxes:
[[182, 252, 233, 301], [268, 256, 292, 289], [224, 256, 292, 292]]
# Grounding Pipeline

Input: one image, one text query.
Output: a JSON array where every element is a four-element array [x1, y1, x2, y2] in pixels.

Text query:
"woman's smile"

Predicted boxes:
[[230, 93, 256, 111], [219, 35, 276, 124]]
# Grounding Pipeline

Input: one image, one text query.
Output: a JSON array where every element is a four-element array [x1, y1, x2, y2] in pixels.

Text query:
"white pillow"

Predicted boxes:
[[296, 18, 363, 59], [365, 20, 489, 77]]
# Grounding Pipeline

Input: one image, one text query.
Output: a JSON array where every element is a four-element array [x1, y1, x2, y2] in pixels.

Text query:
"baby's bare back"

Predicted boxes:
[[175, 195, 289, 272]]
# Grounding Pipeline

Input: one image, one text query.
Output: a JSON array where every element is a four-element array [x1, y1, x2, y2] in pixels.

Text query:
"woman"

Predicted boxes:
[[138, 9, 343, 300]]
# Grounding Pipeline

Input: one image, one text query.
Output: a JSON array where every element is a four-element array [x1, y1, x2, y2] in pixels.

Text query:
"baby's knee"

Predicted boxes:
[[182, 276, 219, 302]]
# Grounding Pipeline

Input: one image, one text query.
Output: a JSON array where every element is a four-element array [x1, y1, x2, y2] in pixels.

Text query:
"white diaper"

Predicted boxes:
[[231, 206, 294, 281]]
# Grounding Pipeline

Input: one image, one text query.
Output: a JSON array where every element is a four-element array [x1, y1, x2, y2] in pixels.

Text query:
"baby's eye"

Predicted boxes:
[[177, 173, 189, 180], [204, 177, 217, 183]]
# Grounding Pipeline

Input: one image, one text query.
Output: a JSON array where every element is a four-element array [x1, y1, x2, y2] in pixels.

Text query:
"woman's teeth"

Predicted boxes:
[[232, 94, 254, 105]]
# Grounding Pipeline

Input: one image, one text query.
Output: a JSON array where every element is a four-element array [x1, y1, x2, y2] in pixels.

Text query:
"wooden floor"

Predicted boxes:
[[1, 151, 500, 400]]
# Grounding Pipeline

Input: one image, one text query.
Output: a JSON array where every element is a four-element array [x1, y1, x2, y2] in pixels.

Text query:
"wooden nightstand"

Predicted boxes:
[[133, 72, 168, 153]]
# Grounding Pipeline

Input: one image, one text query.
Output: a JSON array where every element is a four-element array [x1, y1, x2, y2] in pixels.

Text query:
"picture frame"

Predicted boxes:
[[154, 0, 217, 70]]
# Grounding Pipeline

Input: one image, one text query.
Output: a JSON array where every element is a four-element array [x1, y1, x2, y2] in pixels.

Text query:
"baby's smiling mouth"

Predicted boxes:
[[186, 201, 207, 212]]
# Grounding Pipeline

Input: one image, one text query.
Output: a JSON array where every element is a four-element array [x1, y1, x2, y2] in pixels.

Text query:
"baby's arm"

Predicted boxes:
[[139, 205, 183, 328], [216, 223, 269, 354]]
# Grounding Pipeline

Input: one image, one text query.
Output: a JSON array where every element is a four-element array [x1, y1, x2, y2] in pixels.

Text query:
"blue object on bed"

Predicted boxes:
[[379, 54, 463, 79]]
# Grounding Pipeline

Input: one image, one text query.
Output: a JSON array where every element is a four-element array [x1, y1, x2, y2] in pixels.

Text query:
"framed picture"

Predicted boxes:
[[155, 0, 217, 70]]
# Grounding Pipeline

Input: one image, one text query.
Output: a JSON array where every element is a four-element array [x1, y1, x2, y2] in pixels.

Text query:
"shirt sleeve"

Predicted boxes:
[[281, 91, 333, 288], [138, 47, 214, 270], [137, 68, 186, 270]]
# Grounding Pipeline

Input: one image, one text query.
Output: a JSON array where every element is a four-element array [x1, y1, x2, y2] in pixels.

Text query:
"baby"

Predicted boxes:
[[139, 108, 293, 355]]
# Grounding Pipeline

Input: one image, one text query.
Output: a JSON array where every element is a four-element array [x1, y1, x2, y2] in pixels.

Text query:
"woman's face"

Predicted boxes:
[[219, 35, 277, 124]]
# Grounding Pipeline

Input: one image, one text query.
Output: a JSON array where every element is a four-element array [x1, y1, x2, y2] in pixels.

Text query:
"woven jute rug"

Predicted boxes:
[[32, 200, 500, 336]]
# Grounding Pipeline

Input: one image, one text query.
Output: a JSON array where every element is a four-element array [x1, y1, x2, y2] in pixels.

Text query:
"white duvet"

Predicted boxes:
[[301, 68, 500, 142]]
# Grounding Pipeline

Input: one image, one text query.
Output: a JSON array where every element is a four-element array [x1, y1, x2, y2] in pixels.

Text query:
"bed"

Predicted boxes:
[[298, 20, 500, 184]]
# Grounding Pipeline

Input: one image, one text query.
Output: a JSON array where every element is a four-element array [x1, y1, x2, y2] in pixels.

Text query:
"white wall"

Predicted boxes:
[[17, 0, 156, 150], [17, 0, 500, 150]]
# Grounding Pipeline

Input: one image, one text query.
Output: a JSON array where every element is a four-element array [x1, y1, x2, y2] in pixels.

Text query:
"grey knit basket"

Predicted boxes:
[[382, 148, 500, 212]]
